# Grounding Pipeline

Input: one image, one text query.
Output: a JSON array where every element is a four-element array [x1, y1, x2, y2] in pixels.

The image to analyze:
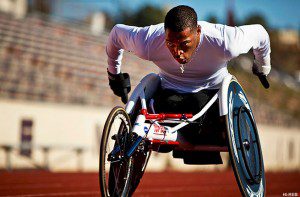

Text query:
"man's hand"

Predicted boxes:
[[107, 71, 131, 104], [252, 59, 271, 76], [252, 59, 271, 89]]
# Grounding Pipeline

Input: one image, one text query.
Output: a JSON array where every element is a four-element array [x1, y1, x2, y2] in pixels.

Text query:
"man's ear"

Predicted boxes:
[[197, 25, 201, 35]]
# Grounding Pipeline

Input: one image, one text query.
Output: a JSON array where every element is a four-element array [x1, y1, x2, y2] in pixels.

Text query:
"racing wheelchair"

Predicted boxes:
[[99, 71, 269, 197]]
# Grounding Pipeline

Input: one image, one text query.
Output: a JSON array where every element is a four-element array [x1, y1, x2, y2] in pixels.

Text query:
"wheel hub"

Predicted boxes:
[[243, 140, 250, 151]]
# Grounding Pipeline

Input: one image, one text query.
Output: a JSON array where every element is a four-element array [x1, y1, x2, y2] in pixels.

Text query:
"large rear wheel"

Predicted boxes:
[[226, 80, 265, 197], [99, 106, 133, 197], [127, 102, 152, 195]]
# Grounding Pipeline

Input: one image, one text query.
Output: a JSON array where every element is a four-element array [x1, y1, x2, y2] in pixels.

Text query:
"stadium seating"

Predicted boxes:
[[0, 12, 156, 107]]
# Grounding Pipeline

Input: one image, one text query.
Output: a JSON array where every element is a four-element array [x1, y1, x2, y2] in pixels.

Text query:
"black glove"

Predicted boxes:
[[252, 62, 261, 76], [252, 61, 270, 89], [108, 70, 131, 104], [252, 59, 271, 76]]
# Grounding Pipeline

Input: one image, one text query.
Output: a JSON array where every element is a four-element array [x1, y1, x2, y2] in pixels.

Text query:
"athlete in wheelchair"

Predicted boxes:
[[99, 5, 271, 197]]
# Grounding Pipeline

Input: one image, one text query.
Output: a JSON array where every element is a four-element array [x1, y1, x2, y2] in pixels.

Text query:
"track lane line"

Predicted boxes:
[[0, 191, 100, 197]]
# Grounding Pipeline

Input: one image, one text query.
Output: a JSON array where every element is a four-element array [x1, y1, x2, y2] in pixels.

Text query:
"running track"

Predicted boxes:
[[0, 171, 299, 196]]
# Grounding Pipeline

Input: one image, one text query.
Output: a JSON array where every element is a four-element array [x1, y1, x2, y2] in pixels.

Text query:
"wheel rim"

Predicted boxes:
[[237, 106, 262, 185], [102, 110, 132, 197]]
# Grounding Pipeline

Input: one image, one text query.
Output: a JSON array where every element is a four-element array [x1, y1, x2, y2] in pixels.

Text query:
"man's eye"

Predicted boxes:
[[167, 42, 174, 47], [182, 42, 189, 46], [180, 43, 190, 50]]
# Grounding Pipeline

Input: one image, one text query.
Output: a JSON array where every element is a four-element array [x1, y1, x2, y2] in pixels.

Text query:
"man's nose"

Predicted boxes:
[[174, 47, 183, 58]]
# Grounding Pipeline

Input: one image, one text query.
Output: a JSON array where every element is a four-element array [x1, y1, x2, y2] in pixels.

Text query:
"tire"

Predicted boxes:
[[226, 80, 265, 197], [99, 106, 133, 197]]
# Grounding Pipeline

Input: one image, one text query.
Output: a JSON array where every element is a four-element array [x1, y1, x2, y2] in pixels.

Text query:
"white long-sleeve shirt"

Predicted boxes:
[[106, 21, 271, 93]]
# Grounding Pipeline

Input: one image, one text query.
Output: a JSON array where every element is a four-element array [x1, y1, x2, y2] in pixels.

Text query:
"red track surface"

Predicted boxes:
[[0, 170, 299, 196]]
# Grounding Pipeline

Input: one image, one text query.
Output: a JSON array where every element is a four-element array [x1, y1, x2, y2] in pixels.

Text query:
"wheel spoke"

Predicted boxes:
[[112, 164, 122, 195]]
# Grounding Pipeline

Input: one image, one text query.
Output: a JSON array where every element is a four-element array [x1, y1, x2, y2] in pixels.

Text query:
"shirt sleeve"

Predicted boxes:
[[106, 24, 151, 74], [223, 24, 271, 67]]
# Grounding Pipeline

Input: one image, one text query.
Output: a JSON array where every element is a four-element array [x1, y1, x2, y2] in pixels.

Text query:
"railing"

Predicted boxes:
[[0, 144, 87, 171]]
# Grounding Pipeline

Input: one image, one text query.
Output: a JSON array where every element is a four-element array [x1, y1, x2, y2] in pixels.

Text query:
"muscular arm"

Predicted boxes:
[[223, 24, 271, 74], [106, 24, 151, 74]]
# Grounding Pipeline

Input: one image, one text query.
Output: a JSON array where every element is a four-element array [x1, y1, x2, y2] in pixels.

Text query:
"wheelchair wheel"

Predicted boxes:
[[129, 143, 151, 195], [99, 106, 133, 197], [127, 103, 152, 195], [226, 80, 265, 197]]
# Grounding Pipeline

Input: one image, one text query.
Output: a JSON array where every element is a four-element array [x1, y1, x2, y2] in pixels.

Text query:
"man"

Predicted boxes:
[[106, 5, 271, 145]]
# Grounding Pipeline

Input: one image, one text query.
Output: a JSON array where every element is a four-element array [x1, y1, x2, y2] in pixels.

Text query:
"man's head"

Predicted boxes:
[[164, 5, 201, 64]]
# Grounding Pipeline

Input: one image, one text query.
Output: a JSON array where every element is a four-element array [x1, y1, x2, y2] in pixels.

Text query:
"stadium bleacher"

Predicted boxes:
[[0, 12, 157, 107], [0, 12, 298, 127]]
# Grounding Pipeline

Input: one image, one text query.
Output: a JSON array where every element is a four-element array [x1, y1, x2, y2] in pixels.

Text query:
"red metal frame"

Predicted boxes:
[[150, 139, 180, 145], [141, 109, 193, 120], [138, 108, 227, 151]]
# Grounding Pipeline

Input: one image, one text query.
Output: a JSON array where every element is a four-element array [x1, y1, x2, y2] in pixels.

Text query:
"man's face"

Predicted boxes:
[[165, 26, 200, 64]]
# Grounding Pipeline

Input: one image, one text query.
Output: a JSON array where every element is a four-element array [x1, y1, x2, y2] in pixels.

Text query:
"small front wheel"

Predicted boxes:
[[99, 106, 133, 197]]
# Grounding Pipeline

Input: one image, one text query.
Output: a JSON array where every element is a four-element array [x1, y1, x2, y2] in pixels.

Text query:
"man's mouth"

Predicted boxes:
[[176, 58, 188, 64]]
